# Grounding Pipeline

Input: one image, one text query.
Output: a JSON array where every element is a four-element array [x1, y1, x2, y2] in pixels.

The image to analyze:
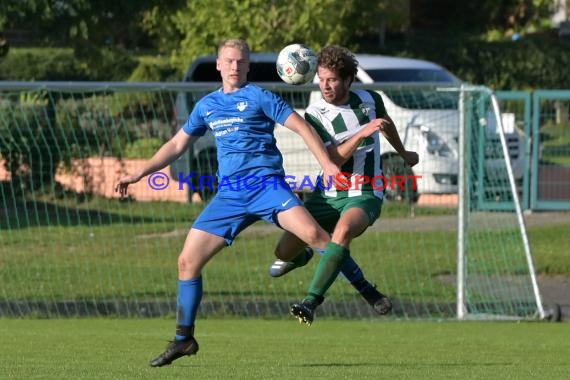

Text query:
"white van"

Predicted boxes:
[[173, 53, 524, 202]]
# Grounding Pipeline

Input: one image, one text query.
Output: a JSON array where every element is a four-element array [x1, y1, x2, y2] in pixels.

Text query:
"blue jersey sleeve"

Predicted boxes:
[[182, 99, 208, 136], [258, 87, 294, 125]]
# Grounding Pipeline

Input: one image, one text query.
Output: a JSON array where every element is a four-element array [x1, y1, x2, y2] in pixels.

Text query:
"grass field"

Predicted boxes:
[[0, 199, 463, 303], [1, 319, 569, 379], [540, 121, 570, 167], [1, 196, 569, 320], [1, 198, 569, 378]]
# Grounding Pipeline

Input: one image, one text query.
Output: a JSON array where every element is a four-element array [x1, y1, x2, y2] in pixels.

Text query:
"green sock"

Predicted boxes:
[[305, 242, 349, 304]]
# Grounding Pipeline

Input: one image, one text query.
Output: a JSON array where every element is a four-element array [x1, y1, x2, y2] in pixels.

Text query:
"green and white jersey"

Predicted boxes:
[[305, 89, 387, 199]]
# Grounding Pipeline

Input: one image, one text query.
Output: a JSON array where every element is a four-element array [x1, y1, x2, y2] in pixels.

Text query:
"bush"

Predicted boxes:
[[0, 48, 84, 80], [128, 60, 180, 82], [0, 46, 138, 81], [380, 36, 570, 90], [0, 36, 9, 58], [0, 100, 67, 191], [73, 44, 138, 81], [124, 138, 164, 159], [0, 90, 168, 193]]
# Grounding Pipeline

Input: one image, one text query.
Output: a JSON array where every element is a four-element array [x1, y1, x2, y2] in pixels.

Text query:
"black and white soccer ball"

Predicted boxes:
[[276, 44, 317, 85]]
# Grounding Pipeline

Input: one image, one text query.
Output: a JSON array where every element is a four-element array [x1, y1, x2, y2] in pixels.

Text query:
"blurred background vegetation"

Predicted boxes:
[[1, 0, 569, 89]]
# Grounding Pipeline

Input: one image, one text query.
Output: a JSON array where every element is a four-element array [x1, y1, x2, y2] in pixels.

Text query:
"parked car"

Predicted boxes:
[[172, 53, 524, 202]]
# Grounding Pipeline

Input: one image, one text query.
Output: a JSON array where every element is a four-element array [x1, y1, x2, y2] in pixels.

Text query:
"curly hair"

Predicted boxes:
[[317, 45, 358, 83]]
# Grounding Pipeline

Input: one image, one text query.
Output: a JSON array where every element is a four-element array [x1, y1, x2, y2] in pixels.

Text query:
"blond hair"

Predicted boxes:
[[218, 38, 250, 57]]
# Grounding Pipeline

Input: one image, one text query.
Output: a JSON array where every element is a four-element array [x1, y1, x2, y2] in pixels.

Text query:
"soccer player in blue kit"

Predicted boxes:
[[115, 38, 345, 367]]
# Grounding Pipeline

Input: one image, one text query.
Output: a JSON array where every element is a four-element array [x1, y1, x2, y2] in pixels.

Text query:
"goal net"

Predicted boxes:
[[456, 87, 544, 320], [0, 82, 544, 320]]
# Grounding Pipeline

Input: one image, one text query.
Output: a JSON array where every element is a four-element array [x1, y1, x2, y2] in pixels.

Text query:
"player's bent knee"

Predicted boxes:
[[177, 255, 189, 272], [331, 223, 351, 241], [303, 226, 329, 248], [177, 254, 202, 276]]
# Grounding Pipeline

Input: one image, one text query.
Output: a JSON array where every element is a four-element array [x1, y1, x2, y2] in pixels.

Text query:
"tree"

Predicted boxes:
[[165, 0, 407, 71], [140, 0, 186, 54], [0, 0, 167, 48], [0, 34, 9, 57], [410, 0, 555, 39]]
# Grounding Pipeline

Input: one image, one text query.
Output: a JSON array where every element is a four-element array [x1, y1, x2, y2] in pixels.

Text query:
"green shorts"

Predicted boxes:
[[304, 191, 383, 234]]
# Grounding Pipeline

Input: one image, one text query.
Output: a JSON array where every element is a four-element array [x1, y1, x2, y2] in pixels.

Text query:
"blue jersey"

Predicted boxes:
[[182, 83, 294, 186]]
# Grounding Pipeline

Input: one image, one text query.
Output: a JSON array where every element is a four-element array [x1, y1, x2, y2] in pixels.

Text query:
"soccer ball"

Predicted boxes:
[[276, 44, 318, 85]]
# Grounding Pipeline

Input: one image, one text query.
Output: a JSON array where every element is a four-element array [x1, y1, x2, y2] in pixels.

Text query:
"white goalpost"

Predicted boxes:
[[456, 85, 545, 320]]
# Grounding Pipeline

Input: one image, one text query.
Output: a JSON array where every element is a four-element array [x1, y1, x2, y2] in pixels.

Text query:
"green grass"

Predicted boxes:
[[0, 196, 568, 307], [0, 197, 460, 301], [7, 47, 74, 55], [0, 224, 457, 302], [528, 224, 570, 274], [540, 121, 570, 166], [0, 196, 568, 377], [0, 194, 455, 230], [1, 319, 568, 379]]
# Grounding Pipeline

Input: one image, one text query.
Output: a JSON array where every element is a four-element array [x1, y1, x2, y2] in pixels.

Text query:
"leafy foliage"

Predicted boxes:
[[168, 0, 399, 72], [0, 95, 68, 191], [140, 1, 187, 55], [0, 88, 172, 192], [0, 0, 165, 48], [124, 137, 164, 159], [410, 0, 556, 39], [128, 60, 180, 82], [0, 0, 561, 53], [0, 47, 137, 81], [0, 34, 8, 57], [0, 49, 82, 80], [479, 0, 555, 36], [383, 37, 570, 90], [73, 44, 139, 81], [2, 2, 569, 89]]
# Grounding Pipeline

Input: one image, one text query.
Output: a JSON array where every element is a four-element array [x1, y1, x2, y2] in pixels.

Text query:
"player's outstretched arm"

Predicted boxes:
[[115, 130, 198, 197], [378, 115, 419, 167], [282, 112, 343, 188]]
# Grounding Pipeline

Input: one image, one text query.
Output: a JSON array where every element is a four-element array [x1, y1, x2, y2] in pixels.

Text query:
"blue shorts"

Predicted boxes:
[[191, 176, 303, 245]]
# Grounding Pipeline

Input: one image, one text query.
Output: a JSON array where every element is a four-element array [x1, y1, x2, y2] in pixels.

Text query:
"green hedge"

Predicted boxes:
[[0, 46, 138, 81], [0, 91, 171, 192], [124, 138, 165, 159], [381, 36, 570, 90], [3, 37, 570, 88], [128, 60, 180, 82]]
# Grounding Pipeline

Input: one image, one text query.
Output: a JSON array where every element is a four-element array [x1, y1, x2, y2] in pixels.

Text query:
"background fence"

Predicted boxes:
[[0, 82, 565, 319], [496, 90, 570, 210]]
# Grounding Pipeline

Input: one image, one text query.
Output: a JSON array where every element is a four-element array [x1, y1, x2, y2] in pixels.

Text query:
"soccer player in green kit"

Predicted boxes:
[[270, 45, 419, 325]]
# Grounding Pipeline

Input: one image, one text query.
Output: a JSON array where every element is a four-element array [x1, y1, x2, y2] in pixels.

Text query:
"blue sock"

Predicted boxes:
[[340, 256, 365, 284], [175, 276, 202, 341], [316, 248, 371, 292]]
